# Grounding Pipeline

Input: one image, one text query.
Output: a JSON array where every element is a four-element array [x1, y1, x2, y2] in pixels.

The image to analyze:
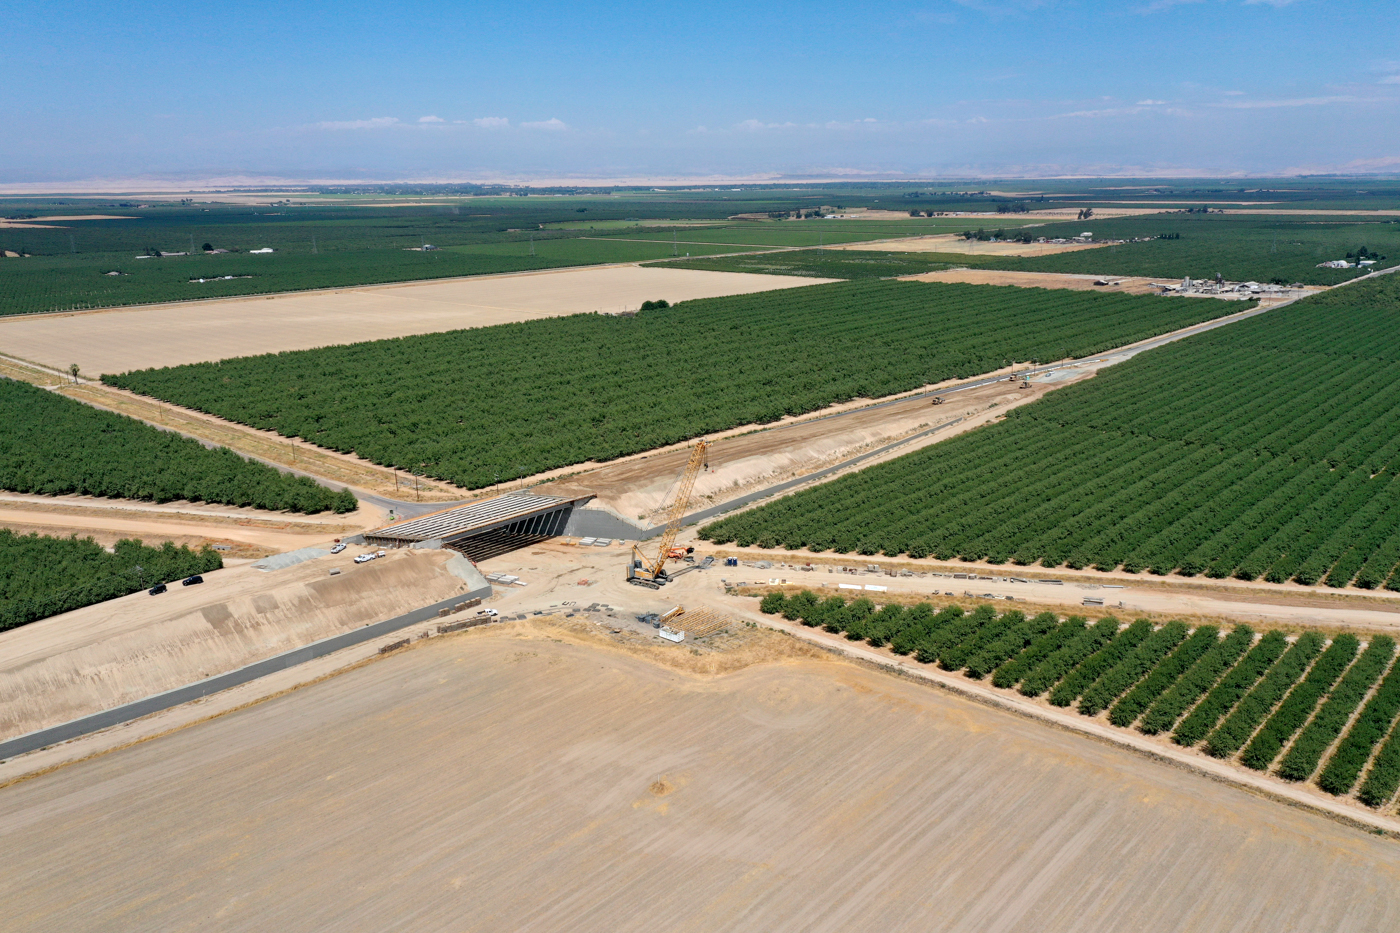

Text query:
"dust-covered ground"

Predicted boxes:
[[3, 622, 1397, 933]]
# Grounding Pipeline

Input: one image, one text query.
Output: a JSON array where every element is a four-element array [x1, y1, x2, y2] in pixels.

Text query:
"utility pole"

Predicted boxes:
[[529, 235, 535, 257], [312, 234, 318, 254], [673, 230, 678, 256]]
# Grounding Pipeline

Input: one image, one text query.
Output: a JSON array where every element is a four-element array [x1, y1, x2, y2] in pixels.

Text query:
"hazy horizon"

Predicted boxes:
[[4, 0, 1399, 185]]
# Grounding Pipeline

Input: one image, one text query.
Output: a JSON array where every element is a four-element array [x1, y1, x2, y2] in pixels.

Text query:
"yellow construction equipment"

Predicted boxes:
[[628, 439, 708, 588]]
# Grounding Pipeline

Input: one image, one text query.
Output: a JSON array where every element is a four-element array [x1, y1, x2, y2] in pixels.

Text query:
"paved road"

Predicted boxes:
[[0, 589, 490, 762]]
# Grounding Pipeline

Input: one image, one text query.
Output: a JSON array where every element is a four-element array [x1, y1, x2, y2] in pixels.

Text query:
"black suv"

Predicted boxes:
[[181, 575, 204, 586], [148, 583, 167, 595]]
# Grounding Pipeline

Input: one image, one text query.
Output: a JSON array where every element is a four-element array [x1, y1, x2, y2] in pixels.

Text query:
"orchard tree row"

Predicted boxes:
[[104, 280, 1239, 489], [704, 276, 1400, 588], [0, 379, 357, 513], [0, 529, 222, 631]]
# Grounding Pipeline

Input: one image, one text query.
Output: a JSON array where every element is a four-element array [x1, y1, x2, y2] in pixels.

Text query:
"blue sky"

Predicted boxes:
[[3, 0, 1397, 183]]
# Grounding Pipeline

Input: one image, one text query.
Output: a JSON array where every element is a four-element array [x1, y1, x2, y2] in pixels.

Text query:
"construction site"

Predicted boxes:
[[5, 180, 1400, 929]]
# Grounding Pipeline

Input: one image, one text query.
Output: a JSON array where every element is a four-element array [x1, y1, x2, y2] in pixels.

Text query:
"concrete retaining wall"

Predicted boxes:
[[563, 506, 648, 541]]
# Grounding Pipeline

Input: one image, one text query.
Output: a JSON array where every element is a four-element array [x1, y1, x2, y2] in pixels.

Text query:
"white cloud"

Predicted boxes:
[[418, 115, 444, 123], [521, 118, 568, 131], [1382, 75, 1400, 85], [734, 119, 798, 131], [1054, 106, 1146, 118], [1137, 0, 1204, 12], [1136, 99, 1167, 105], [1215, 95, 1362, 109], [471, 116, 510, 129], [1243, 0, 1301, 6], [314, 117, 399, 130]]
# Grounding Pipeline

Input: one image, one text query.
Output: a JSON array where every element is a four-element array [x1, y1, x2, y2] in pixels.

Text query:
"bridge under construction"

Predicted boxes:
[[363, 493, 595, 560]]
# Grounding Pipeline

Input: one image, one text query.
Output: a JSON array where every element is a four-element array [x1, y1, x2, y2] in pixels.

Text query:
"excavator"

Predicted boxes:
[[627, 439, 708, 589]]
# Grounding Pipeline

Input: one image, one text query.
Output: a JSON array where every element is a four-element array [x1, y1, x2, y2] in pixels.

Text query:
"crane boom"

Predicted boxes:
[[630, 439, 708, 584]]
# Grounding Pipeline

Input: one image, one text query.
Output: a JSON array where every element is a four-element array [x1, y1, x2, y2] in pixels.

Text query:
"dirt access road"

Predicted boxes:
[[0, 491, 373, 559], [536, 299, 1282, 525], [4, 619, 1398, 933], [537, 367, 1051, 523], [0, 264, 832, 376], [704, 546, 1400, 633]]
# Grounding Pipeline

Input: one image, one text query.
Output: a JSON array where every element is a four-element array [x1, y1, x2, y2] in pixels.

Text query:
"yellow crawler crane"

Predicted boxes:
[[627, 439, 708, 589]]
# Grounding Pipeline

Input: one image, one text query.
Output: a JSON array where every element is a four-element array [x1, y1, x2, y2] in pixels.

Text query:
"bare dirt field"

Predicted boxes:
[[4, 619, 1398, 932], [830, 233, 1111, 256], [905, 268, 1168, 294], [0, 265, 833, 375]]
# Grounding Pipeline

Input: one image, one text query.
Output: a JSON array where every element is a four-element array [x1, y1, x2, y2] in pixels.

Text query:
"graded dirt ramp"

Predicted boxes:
[[0, 548, 480, 742], [4, 627, 1398, 932]]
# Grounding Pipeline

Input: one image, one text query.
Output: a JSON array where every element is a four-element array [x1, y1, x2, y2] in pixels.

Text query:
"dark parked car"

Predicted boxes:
[[181, 575, 204, 586], [148, 583, 167, 595]]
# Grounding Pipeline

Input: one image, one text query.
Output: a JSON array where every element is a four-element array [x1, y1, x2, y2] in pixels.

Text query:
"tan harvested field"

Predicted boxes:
[[0, 265, 833, 375], [830, 233, 1111, 256], [905, 268, 1167, 294], [5, 623, 1399, 932]]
